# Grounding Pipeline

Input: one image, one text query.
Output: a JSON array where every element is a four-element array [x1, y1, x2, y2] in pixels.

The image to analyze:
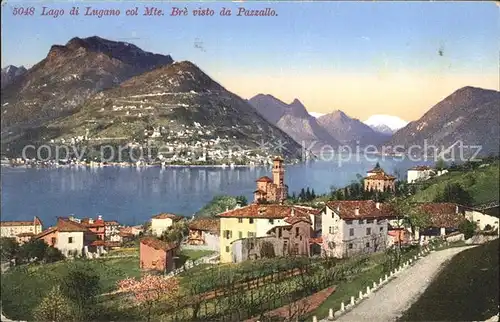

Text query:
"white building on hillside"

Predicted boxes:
[[321, 200, 395, 258], [151, 213, 184, 236], [407, 166, 435, 183]]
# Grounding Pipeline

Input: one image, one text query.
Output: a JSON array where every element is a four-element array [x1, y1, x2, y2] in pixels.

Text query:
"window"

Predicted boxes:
[[249, 218, 254, 224], [348, 243, 353, 249], [366, 242, 370, 248], [269, 219, 274, 224], [68, 237, 73, 244], [278, 228, 282, 238], [367, 219, 374, 224], [380, 227, 384, 232], [224, 230, 232, 239], [97, 235, 102, 240], [366, 228, 371, 235], [358, 220, 364, 225], [238, 218, 243, 223], [349, 228, 354, 236], [248, 232, 256, 238], [329, 226, 334, 234], [238, 231, 243, 239], [295, 227, 299, 237], [225, 246, 230, 252], [51, 237, 56, 245]]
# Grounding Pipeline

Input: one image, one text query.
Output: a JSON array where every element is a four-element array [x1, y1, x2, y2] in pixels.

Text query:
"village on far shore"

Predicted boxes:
[[1, 156, 498, 274]]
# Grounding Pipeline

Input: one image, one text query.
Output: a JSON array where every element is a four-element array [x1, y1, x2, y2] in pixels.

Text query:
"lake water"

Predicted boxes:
[[1, 157, 433, 226]]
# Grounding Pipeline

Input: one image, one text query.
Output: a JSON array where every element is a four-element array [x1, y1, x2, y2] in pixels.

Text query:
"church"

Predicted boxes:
[[253, 156, 288, 204]]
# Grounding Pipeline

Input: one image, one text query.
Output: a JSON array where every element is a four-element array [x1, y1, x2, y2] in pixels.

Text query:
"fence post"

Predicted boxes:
[[340, 302, 345, 312], [350, 296, 355, 305], [358, 290, 363, 299], [313, 316, 318, 322], [366, 286, 371, 295], [373, 281, 377, 289]]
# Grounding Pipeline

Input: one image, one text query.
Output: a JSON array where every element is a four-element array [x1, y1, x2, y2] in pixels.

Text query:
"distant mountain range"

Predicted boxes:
[[364, 115, 408, 134], [1, 36, 498, 159], [247, 94, 340, 150], [387, 86, 500, 157], [1, 65, 27, 89], [1, 36, 301, 159]]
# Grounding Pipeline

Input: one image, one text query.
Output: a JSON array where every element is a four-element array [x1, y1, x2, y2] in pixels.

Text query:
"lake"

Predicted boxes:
[[1, 157, 433, 226]]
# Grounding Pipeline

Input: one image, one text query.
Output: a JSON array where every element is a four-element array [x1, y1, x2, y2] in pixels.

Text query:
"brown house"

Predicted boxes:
[[187, 218, 220, 250], [253, 156, 288, 204], [363, 165, 396, 192], [140, 237, 178, 273]]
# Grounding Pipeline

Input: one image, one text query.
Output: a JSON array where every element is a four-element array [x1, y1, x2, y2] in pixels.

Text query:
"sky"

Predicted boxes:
[[2, 1, 499, 122]]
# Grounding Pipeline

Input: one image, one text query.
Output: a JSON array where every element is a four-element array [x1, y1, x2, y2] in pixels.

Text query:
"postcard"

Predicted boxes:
[[1, 1, 499, 321]]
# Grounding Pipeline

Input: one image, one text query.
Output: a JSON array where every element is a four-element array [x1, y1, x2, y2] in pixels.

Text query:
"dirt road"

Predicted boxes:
[[334, 246, 476, 322]]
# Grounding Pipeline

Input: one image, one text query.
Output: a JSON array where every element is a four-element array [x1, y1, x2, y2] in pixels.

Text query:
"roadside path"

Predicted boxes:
[[332, 246, 476, 322]]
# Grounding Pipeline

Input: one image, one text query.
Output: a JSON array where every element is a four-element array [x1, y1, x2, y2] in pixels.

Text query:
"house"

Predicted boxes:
[[16, 232, 35, 244], [81, 216, 106, 241], [35, 218, 99, 257], [105, 220, 121, 242], [321, 200, 395, 258], [387, 225, 411, 247], [363, 165, 396, 192], [462, 206, 499, 231], [187, 218, 220, 251], [231, 210, 313, 263], [0, 216, 43, 239], [253, 156, 288, 204], [413, 203, 465, 239], [151, 213, 183, 236], [407, 166, 435, 183], [139, 237, 178, 273], [217, 204, 318, 263]]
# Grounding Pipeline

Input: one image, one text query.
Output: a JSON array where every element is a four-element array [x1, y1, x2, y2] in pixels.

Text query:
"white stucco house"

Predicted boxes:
[[407, 166, 435, 183], [151, 213, 184, 237], [320, 200, 395, 258], [105, 220, 122, 242]]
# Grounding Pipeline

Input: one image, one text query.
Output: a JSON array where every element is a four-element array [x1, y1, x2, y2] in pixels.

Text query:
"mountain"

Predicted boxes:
[[317, 110, 391, 147], [29, 61, 302, 159], [1, 65, 27, 89], [364, 114, 408, 134], [387, 86, 500, 157], [309, 112, 325, 118], [1, 36, 174, 132], [248, 94, 340, 150]]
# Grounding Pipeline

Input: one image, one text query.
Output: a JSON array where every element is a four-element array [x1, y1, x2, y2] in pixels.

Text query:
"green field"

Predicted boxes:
[[1, 257, 140, 320], [411, 162, 499, 205], [400, 239, 499, 321]]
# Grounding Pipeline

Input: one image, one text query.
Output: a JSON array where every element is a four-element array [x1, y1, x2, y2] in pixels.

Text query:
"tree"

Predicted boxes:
[[458, 219, 477, 239], [235, 195, 248, 206], [435, 158, 447, 171], [117, 275, 180, 322], [19, 239, 47, 263], [311, 189, 316, 200], [44, 246, 64, 263], [305, 187, 311, 201], [299, 188, 306, 200], [434, 183, 473, 206], [0, 237, 19, 262], [32, 286, 73, 322], [195, 195, 245, 218], [60, 262, 101, 319]]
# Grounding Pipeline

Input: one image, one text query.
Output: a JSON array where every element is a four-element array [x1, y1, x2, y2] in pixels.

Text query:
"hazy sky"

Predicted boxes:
[[2, 1, 499, 121]]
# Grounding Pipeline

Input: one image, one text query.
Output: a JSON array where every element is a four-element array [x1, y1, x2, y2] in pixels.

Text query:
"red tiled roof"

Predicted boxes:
[[415, 202, 464, 228], [105, 220, 120, 226], [119, 231, 134, 237], [367, 167, 385, 173], [324, 200, 395, 220], [309, 237, 323, 244], [57, 218, 89, 232], [140, 237, 177, 251], [256, 176, 273, 183], [34, 227, 57, 239], [273, 156, 284, 162], [410, 166, 433, 171], [105, 241, 122, 247], [152, 213, 183, 220], [217, 204, 314, 219], [254, 189, 267, 194], [0, 218, 42, 227], [284, 213, 312, 225], [188, 218, 220, 234], [365, 173, 396, 180], [90, 240, 105, 246]]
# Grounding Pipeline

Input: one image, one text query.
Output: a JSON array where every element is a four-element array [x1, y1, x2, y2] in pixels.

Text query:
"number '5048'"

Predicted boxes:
[[12, 7, 36, 15]]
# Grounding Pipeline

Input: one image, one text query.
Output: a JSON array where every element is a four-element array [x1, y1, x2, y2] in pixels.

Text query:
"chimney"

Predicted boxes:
[[98, 215, 103, 221], [235, 203, 241, 209], [355, 207, 360, 216], [376, 202, 380, 209], [226, 207, 229, 212]]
